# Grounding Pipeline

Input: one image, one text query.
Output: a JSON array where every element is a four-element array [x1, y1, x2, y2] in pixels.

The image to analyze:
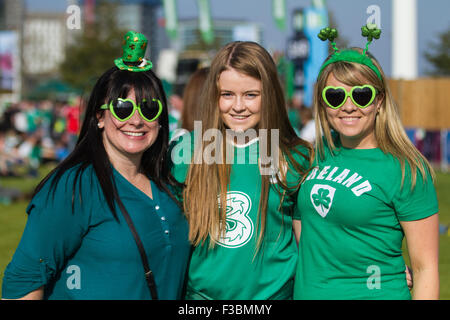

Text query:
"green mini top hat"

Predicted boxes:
[[114, 31, 153, 72], [318, 24, 382, 80]]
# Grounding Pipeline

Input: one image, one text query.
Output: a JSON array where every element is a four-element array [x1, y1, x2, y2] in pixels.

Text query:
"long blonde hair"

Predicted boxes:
[[183, 41, 312, 247], [314, 48, 434, 188]]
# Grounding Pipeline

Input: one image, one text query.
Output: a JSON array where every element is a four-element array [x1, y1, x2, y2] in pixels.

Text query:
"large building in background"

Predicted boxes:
[[23, 13, 66, 75], [171, 18, 261, 52], [158, 18, 262, 91], [77, 0, 162, 63], [0, 0, 25, 30], [0, 0, 25, 105]]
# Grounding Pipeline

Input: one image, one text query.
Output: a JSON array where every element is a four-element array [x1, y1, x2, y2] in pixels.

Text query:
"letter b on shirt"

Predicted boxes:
[[66, 265, 81, 290]]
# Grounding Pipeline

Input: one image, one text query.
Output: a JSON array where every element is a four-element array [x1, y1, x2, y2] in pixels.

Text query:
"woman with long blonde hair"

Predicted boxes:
[[294, 26, 439, 300], [171, 41, 312, 299]]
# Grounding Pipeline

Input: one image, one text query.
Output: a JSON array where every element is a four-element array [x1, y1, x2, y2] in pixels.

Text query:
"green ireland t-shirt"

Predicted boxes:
[[294, 144, 438, 300], [171, 132, 309, 299]]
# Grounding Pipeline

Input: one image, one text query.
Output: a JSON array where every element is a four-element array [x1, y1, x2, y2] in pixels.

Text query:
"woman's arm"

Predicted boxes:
[[19, 287, 44, 300], [3, 286, 44, 300], [293, 219, 301, 246], [400, 213, 439, 300]]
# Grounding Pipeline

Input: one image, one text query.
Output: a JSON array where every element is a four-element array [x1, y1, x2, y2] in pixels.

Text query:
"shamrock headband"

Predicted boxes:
[[114, 31, 153, 72], [318, 24, 382, 80]]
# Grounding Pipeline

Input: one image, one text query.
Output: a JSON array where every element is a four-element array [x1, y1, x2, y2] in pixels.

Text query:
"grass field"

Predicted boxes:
[[0, 165, 449, 299]]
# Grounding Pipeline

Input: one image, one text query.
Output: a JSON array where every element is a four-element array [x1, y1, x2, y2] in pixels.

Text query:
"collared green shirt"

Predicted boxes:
[[2, 164, 190, 300]]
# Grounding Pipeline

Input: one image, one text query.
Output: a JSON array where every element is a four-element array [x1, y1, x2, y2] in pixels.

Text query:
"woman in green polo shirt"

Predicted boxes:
[[293, 26, 439, 300], [2, 31, 190, 300], [170, 41, 312, 299]]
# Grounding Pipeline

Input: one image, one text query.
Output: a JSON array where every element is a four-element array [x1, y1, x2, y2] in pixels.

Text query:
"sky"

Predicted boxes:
[[24, 0, 450, 77]]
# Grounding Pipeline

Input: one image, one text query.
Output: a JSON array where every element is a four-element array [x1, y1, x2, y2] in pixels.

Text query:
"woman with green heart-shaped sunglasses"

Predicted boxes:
[[293, 37, 439, 300], [100, 97, 163, 122], [321, 84, 377, 109], [2, 31, 190, 301]]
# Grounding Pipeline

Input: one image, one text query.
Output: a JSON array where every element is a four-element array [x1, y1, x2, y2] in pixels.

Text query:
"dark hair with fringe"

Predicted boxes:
[[33, 66, 182, 220]]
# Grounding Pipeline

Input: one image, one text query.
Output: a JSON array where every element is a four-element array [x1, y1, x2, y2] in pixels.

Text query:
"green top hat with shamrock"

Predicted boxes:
[[318, 24, 382, 80], [114, 31, 153, 72]]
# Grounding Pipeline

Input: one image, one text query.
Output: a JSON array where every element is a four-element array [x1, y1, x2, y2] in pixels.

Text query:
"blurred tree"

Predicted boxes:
[[60, 1, 127, 94], [424, 28, 450, 76]]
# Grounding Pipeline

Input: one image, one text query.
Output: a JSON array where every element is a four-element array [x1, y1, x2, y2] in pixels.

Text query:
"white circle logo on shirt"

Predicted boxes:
[[216, 191, 254, 248]]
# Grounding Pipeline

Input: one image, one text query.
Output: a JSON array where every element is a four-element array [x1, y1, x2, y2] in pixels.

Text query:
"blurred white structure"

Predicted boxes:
[[156, 49, 178, 83], [392, 0, 418, 79], [23, 13, 66, 75]]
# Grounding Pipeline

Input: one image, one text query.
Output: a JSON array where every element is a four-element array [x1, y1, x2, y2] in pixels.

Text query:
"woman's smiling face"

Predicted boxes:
[[324, 72, 381, 149], [98, 88, 160, 162], [218, 67, 262, 132]]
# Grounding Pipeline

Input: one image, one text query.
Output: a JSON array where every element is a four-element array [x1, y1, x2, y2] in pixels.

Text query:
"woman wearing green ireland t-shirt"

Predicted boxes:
[[171, 41, 312, 299], [293, 26, 439, 300]]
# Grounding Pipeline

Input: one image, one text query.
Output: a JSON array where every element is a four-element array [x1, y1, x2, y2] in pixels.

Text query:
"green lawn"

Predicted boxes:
[[0, 166, 449, 299]]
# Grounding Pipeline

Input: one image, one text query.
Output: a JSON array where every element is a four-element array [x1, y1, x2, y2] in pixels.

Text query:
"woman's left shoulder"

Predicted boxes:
[[287, 141, 313, 167]]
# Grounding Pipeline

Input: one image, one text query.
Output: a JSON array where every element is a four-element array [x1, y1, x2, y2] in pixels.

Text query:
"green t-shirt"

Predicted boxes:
[[171, 132, 309, 299], [294, 143, 438, 300]]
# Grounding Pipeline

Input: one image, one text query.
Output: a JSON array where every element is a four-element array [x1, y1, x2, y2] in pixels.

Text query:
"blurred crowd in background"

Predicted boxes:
[[0, 97, 80, 178]]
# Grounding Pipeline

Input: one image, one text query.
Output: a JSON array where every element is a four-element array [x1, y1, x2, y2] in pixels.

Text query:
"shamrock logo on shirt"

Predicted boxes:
[[312, 188, 331, 210], [310, 184, 336, 218]]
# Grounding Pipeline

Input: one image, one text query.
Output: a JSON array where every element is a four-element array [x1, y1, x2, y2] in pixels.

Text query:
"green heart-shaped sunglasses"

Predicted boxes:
[[322, 85, 377, 109], [100, 98, 162, 122]]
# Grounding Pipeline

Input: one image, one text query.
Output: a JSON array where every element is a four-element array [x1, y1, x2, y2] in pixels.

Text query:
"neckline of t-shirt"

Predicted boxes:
[[226, 136, 259, 148], [112, 166, 158, 203], [333, 137, 381, 153], [332, 145, 385, 159]]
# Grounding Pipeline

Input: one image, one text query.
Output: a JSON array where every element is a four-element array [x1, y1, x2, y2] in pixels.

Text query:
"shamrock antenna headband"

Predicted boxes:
[[115, 31, 153, 72], [317, 24, 382, 80]]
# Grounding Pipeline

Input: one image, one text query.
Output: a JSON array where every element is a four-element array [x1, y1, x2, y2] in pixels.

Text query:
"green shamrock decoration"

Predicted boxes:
[[318, 27, 339, 53], [316, 24, 383, 80], [312, 188, 331, 210], [361, 24, 381, 42], [318, 27, 338, 42]]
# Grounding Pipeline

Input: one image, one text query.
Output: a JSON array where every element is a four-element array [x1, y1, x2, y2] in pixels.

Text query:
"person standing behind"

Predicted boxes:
[[169, 67, 210, 143], [2, 31, 190, 300], [171, 41, 312, 299], [294, 25, 439, 300], [180, 67, 210, 132]]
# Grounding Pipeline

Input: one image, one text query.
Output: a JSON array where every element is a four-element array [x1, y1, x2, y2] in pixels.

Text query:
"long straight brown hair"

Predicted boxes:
[[183, 41, 312, 248]]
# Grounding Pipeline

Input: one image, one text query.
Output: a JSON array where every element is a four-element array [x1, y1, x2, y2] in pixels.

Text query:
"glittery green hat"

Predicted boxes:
[[114, 31, 153, 72], [318, 24, 382, 80]]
